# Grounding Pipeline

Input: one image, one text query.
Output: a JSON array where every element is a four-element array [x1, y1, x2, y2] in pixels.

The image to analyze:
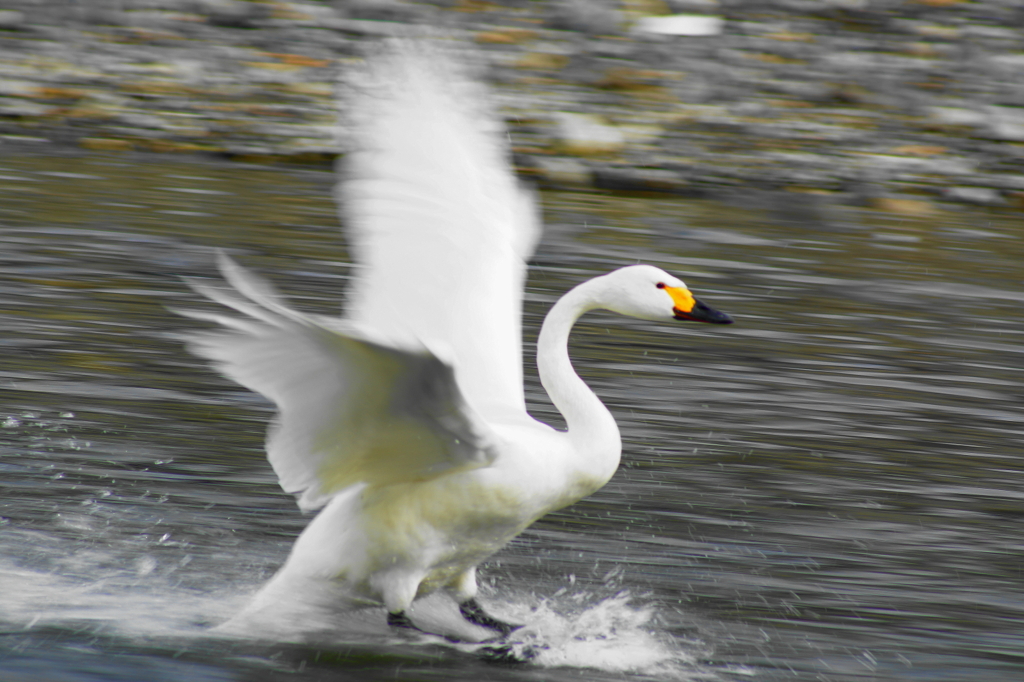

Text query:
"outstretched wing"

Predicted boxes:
[[338, 42, 541, 426], [182, 254, 495, 511]]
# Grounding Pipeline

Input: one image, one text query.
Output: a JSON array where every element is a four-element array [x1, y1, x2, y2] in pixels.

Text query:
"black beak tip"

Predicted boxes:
[[712, 311, 734, 325], [675, 299, 733, 324]]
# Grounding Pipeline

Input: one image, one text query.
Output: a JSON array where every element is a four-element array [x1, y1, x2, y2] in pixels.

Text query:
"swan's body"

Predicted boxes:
[[183, 43, 731, 639]]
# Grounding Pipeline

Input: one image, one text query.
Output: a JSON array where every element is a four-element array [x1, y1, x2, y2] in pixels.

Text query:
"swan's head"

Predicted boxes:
[[595, 265, 733, 324]]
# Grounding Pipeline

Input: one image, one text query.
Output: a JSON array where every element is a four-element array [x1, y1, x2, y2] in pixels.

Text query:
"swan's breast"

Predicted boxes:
[[354, 420, 615, 573], [358, 467, 529, 565]]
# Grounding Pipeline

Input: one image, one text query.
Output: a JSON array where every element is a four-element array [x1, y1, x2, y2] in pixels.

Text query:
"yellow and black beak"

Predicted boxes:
[[666, 286, 733, 325]]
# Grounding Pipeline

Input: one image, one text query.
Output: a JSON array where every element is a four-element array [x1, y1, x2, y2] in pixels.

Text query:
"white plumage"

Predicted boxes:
[[182, 42, 731, 641]]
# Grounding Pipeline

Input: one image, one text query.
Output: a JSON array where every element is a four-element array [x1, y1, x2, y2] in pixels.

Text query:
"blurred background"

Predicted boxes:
[[0, 0, 1022, 209], [2, 2, 1024, 682]]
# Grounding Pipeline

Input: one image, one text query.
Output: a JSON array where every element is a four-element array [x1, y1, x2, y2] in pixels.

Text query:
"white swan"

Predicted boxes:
[[183, 44, 732, 641]]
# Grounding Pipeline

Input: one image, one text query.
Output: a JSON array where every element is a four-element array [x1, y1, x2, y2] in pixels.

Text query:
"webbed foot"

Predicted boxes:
[[387, 610, 416, 630], [459, 598, 522, 638], [478, 642, 539, 664]]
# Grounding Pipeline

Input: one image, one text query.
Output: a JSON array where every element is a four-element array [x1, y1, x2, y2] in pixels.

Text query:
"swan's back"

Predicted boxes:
[[339, 43, 540, 424]]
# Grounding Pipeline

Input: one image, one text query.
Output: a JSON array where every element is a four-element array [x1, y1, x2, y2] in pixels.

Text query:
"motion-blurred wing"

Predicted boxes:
[[182, 255, 494, 511], [338, 43, 541, 425]]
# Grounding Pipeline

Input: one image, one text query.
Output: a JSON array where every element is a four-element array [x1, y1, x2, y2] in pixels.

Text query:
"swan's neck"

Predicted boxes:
[[537, 279, 621, 474]]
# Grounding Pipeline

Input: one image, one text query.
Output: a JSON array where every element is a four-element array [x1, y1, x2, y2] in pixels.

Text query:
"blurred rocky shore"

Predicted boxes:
[[1, 0, 1023, 212]]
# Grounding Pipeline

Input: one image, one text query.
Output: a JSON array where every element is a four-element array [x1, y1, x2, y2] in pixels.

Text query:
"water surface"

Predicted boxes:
[[2, 147, 1023, 681]]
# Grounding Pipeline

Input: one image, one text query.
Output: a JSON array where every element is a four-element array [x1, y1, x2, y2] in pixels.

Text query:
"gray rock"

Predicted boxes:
[[633, 15, 724, 37], [665, 0, 720, 12], [985, 106, 1024, 142], [0, 10, 26, 29], [335, 0, 424, 22], [987, 54, 1024, 73], [533, 156, 593, 187], [552, 112, 626, 156], [760, 79, 837, 103], [593, 166, 695, 195], [927, 106, 988, 128], [0, 79, 37, 97], [117, 112, 172, 129], [196, 0, 267, 28], [320, 17, 411, 36], [121, 9, 187, 29], [945, 186, 1004, 206], [547, 0, 622, 36], [981, 175, 1024, 191], [0, 98, 48, 117]]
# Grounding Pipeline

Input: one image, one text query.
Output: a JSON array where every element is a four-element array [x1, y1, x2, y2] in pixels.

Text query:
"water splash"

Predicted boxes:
[[0, 555, 244, 638], [0, 547, 713, 679], [463, 589, 709, 679], [2, 410, 711, 676]]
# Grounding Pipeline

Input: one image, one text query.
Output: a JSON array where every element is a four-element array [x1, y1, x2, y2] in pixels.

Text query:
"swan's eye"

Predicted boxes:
[[656, 282, 666, 289]]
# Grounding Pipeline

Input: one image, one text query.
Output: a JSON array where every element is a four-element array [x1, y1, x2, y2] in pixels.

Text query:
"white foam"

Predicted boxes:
[[0, 554, 245, 638], [1, 547, 707, 678], [467, 589, 707, 678]]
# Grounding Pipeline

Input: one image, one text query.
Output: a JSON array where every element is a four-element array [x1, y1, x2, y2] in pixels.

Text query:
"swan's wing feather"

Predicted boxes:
[[185, 257, 494, 511], [339, 43, 540, 424]]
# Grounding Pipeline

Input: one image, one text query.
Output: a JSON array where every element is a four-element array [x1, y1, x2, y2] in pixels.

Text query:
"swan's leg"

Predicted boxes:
[[448, 565, 479, 603], [450, 567, 522, 637], [378, 569, 424, 630]]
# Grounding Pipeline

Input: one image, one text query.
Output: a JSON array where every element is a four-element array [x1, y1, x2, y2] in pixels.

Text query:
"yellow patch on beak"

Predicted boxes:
[[665, 286, 695, 313]]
